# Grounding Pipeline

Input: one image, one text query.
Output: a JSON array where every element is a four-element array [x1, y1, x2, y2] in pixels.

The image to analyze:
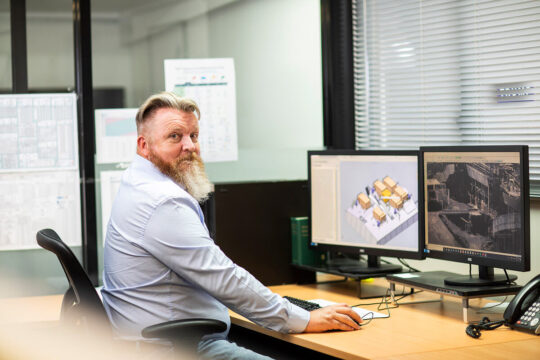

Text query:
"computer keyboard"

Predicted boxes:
[[283, 296, 322, 311]]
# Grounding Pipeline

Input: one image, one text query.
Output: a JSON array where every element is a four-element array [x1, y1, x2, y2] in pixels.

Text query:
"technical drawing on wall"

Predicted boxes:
[[345, 175, 418, 246], [0, 94, 77, 171], [164, 58, 238, 162], [0, 93, 81, 250]]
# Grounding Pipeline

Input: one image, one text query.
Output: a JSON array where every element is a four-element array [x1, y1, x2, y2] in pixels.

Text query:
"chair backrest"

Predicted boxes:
[[37, 228, 111, 334]]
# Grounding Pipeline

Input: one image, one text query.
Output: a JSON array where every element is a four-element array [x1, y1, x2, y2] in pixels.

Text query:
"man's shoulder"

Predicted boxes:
[[121, 157, 198, 210], [134, 176, 191, 205]]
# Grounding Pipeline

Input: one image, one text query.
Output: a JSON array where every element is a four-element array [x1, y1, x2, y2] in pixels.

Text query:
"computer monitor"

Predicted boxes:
[[308, 150, 424, 275], [421, 145, 530, 286]]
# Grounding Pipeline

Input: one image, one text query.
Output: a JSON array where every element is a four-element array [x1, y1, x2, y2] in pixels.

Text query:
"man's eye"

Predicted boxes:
[[191, 133, 199, 141], [170, 133, 179, 139]]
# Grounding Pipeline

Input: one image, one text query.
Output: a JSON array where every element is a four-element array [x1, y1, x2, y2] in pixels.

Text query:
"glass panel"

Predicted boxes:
[[26, 0, 74, 91], [0, 0, 12, 91], [93, 0, 323, 180], [92, 0, 324, 282], [0, 1, 80, 298]]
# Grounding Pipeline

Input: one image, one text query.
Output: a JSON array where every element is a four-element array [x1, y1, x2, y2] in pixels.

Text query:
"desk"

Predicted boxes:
[[2, 280, 539, 360], [230, 278, 540, 360]]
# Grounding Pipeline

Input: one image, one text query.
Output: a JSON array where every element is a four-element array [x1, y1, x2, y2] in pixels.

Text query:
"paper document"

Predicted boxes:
[[310, 299, 389, 319], [0, 93, 81, 250], [0, 93, 78, 172], [164, 58, 238, 162], [95, 108, 137, 164], [0, 170, 82, 250]]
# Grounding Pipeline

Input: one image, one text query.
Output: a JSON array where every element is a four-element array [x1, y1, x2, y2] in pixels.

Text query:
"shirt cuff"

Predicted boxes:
[[285, 305, 311, 333]]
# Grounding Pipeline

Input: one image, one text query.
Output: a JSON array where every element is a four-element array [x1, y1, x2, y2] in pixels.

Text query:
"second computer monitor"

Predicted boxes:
[[421, 145, 530, 285], [309, 150, 423, 274]]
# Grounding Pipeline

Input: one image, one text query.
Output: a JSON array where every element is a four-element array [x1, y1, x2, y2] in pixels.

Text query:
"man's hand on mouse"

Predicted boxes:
[[304, 303, 362, 332]]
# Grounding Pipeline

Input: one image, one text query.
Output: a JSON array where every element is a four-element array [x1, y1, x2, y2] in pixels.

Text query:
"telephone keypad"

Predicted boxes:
[[517, 300, 540, 328]]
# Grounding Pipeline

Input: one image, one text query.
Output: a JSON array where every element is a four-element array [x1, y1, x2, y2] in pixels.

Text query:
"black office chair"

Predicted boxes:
[[36, 228, 227, 352]]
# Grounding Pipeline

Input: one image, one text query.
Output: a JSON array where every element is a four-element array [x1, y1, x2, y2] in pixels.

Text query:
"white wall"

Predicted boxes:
[[203, 0, 324, 182], [125, 0, 324, 182]]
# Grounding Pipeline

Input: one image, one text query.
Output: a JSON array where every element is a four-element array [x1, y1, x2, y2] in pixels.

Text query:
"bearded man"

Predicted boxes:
[[101, 92, 361, 359]]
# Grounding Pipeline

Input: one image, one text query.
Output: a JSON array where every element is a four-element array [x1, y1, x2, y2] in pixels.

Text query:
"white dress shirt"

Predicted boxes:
[[101, 154, 309, 340]]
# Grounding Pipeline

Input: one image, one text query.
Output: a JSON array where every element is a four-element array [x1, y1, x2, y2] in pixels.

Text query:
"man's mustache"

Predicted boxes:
[[176, 152, 198, 162]]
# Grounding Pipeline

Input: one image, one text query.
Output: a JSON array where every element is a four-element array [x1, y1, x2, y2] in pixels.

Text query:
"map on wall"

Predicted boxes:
[[164, 58, 238, 162], [0, 93, 81, 250]]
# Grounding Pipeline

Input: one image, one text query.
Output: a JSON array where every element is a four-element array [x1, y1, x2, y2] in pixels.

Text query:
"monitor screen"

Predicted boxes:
[[421, 146, 530, 285], [308, 150, 423, 269]]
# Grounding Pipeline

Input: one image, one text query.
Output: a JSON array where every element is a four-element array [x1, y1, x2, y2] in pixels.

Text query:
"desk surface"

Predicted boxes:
[[230, 278, 540, 360], [2, 279, 539, 360]]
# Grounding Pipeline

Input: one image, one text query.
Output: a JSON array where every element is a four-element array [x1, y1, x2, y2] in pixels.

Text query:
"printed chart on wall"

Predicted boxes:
[[164, 58, 238, 162], [0, 93, 81, 250], [95, 108, 138, 164]]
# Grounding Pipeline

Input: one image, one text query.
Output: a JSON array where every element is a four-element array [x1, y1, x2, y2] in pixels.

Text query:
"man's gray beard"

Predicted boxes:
[[148, 151, 214, 203]]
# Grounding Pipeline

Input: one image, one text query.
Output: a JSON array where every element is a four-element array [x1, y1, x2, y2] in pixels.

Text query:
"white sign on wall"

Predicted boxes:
[[164, 58, 238, 162]]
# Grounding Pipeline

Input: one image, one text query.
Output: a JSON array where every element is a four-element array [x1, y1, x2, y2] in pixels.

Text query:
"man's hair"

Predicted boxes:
[[136, 92, 200, 134]]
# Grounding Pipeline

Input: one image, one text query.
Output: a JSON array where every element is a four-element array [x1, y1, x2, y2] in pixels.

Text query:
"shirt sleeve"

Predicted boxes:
[[141, 197, 310, 334]]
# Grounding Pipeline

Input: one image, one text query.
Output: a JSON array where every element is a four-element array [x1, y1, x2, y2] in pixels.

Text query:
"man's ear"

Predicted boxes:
[[137, 135, 150, 158]]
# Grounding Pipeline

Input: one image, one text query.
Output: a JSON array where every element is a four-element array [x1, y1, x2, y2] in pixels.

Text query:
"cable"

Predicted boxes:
[[350, 286, 431, 327], [397, 258, 420, 272], [465, 317, 505, 339], [358, 312, 374, 326], [503, 269, 516, 285], [350, 286, 420, 307], [470, 296, 508, 312], [350, 285, 431, 327], [350, 288, 396, 325]]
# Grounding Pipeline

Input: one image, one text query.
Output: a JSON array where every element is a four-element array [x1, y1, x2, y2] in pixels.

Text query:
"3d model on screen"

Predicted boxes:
[[426, 162, 522, 255], [346, 176, 418, 245]]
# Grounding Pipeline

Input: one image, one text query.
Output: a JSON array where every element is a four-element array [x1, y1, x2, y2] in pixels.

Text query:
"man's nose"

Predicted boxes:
[[181, 136, 196, 151]]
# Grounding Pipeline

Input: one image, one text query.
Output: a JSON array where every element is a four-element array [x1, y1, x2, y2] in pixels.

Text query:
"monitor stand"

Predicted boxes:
[[444, 265, 517, 286], [386, 271, 523, 322], [336, 255, 402, 275]]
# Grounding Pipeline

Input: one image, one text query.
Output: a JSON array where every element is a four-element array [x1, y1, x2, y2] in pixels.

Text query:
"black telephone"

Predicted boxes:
[[503, 273, 540, 335], [466, 274, 540, 338]]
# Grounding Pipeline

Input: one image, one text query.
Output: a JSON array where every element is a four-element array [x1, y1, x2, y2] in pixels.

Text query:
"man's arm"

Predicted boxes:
[[142, 198, 309, 333], [143, 197, 361, 334]]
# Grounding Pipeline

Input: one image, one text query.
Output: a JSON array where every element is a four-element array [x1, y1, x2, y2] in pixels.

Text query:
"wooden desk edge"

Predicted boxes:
[[230, 315, 368, 360]]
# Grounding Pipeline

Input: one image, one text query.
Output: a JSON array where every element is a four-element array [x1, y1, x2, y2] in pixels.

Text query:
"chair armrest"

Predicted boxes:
[[141, 318, 227, 343]]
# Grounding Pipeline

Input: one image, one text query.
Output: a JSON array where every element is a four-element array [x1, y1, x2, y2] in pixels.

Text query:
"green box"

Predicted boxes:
[[291, 217, 325, 266]]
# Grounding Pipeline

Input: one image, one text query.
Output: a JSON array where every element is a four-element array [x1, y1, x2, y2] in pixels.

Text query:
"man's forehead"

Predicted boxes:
[[152, 107, 198, 125]]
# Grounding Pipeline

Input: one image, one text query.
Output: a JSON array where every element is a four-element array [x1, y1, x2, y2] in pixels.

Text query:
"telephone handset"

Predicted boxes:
[[503, 273, 540, 335]]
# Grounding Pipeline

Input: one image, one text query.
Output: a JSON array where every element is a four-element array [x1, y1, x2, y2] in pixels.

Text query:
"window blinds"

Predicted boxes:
[[352, 0, 540, 195]]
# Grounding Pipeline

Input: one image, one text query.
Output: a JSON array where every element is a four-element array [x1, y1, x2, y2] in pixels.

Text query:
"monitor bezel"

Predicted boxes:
[[308, 149, 425, 260], [419, 145, 530, 272]]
